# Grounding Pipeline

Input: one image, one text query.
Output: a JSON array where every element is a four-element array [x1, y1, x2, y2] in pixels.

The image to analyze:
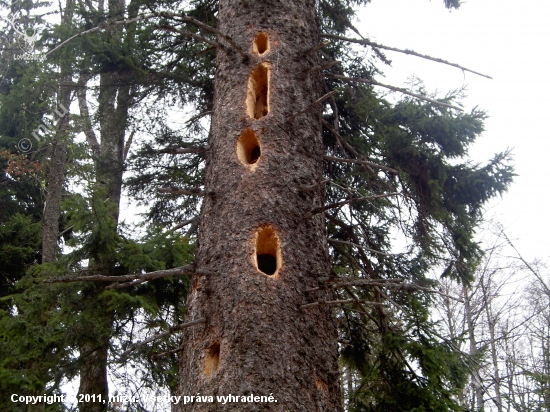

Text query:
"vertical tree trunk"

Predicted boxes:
[[77, 58, 132, 412], [178, 1, 342, 410], [463, 285, 484, 411], [41, 0, 73, 263]]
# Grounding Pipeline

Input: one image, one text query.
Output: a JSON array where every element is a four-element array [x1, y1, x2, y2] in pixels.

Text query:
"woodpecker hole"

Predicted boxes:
[[204, 343, 220, 378], [253, 32, 270, 55], [254, 226, 281, 276], [246, 63, 271, 120], [315, 375, 329, 393], [237, 129, 261, 168]]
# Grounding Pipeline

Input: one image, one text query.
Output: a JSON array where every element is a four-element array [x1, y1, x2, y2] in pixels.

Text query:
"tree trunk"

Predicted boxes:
[[77, 57, 132, 412], [463, 285, 485, 411], [177, 1, 342, 410]]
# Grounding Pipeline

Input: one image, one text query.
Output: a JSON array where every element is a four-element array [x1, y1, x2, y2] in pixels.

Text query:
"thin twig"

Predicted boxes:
[[47, 14, 153, 56], [301, 299, 386, 309], [324, 155, 398, 174], [185, 110, 213, 124], [306, 61, 340, 73], [57, 225, 74, 239], [156, 25, 221, 48], [158, 145, 209, 154], [286, 90, 337, 123], [321, 34, 492, 79], [327, 75, 464, 111], [151, 347, 184, 359], [157, 11, 247, 61], [167, 217, 199, 234], [306, 192, 399, 218], [119, 318, 206, 359], [328, 238, 401, 257], [45, 265, 211, 286], [301, 41, 330, 57], [321, 119, 361, 159], [157, 187, 215, 197]]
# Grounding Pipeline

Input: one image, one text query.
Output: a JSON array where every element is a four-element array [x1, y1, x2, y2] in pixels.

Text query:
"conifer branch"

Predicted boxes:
[[306, 61, 341, 73], [158, 145, 209, 154], [45, 265, 212, 287], [57, 225, 74, 239], [156, 25, 221, 48], [328, 238, 401, 257], [167, 217, 199, 234], [151, 347, 184, 359], [320, 119, 362, 159], [47, 13, 154, 56], [301, 299, 386, 309], [321, 34, 492, 79], [324, 155, 399, 174], [327, 75, 464, 111], [155, 11, 247, 61], [342, 286, 387, 325], [119, 318, 206, 359], [157, 187, 215, 197], [301, 41, 330, 57], [185, 110, 213, 124], [306, 192, 399, 218], [315, 278, 463, 302], [286, 90, 337, 123]]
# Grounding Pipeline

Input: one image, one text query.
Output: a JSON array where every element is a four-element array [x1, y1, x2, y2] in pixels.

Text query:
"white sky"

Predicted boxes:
[[356, 0, 550, 262]]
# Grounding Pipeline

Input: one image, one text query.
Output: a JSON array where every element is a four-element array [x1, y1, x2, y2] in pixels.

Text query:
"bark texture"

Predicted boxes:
[[177, 1, 342, 410]]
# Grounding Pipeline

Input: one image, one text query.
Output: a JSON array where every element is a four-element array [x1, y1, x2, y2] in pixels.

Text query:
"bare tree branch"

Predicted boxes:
[[44, 265, 212, 287], [306, 192, 399, 218], [306, 61, 340, 73], [158, 145, 209, 154], [321, 33, 492, 79], [301, 299, 386, 309], [328, 238, 402, 257], [327, 75, 464, 111], [324, 155, 399, 174], [157, 187, 215, 197], [119, 318, 206, 359], [286, 90, 337, 123]]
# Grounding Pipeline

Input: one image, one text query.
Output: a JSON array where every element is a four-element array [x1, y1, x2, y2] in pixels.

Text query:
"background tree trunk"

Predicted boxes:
[[177, 0, 342, 410]]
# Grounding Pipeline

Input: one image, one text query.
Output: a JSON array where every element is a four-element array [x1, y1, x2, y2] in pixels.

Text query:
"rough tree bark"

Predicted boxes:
[[177, 1, 342, 410], [76, 22, 133, 409]]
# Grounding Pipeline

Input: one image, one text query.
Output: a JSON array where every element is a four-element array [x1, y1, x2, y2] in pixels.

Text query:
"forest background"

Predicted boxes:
[[1, 0, 549, 411]]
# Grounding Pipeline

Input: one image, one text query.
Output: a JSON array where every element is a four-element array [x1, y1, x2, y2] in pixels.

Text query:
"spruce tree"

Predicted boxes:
[[0, 0, 515, 410]]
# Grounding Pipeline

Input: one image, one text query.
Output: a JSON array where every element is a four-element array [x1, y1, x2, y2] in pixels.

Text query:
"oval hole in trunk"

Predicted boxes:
[[254, 226, 281, 276], [237, 128, 261, 168]]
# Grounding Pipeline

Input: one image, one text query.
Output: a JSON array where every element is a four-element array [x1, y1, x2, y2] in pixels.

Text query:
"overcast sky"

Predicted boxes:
[[356, 0, 550, 262]]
